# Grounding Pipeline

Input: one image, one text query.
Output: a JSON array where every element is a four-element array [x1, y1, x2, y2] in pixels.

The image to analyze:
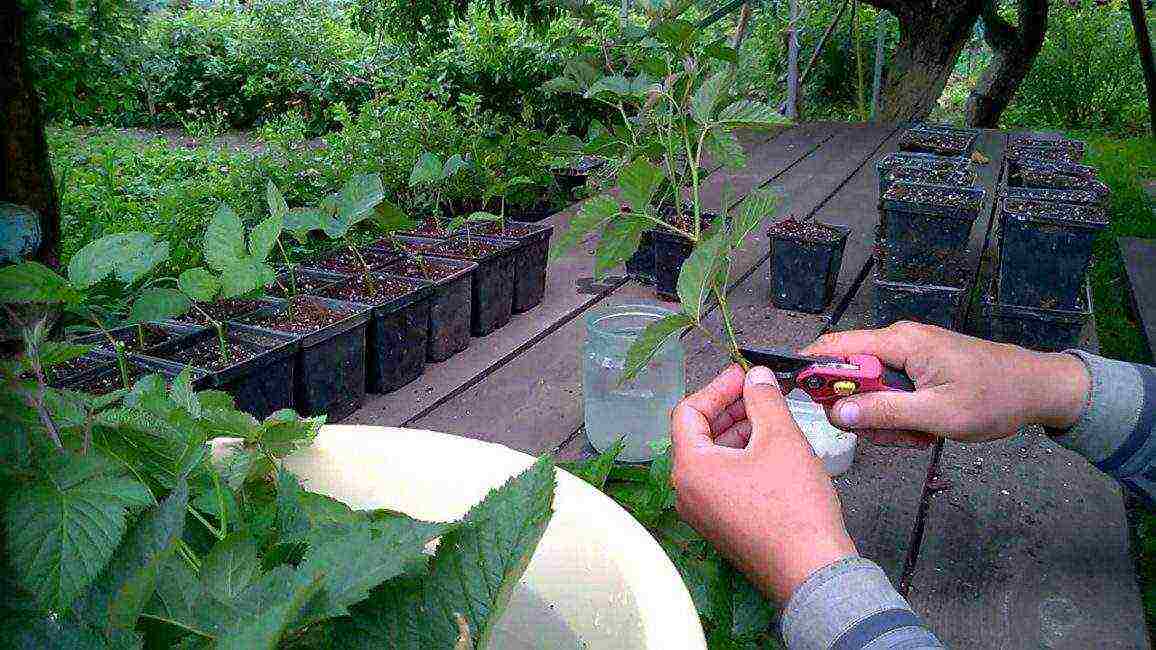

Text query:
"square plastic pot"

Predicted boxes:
[[45, 351, 116, 387], [872, 273, 966, 330], [301, 247, 402, 276], [767, 224, 850, 313], [392, 234, 517, 337], [876, 151, 972, 177], [552, 156, 607, 192], [625, 230, 657, 285], [265, 269, 348, 300], [653, 229, 694, 302], [1007, 136, 1085, 161], [135, 325, 298, 419], [370, 253, 475, 362], [57, 356, 203, 396], [72, 321, 204, 357], [313, 274, 434, 394], [230, 296, 371, 422], [878, 165, 979, 196], [1001, 186, 1109, 208], [165, 297, 266, 328], [876, 182, 985, 286], [996, 197, 1109, 311], [981, 273, 1092, 352], [898, 126, 978, 157], [482, 221, 553, 313]]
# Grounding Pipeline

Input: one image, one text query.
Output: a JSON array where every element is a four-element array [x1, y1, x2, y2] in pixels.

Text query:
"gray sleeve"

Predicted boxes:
[[781, 556, 944, 649], [1050, 351, 1156, 503]]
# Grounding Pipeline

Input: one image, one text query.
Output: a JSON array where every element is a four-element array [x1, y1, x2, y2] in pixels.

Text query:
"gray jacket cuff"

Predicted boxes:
[[781, 556, 942, 649]]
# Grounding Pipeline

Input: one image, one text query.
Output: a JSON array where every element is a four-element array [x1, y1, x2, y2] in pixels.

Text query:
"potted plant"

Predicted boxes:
[[403, 150, 471, 237], [766, 214, 850, 313], [875, 182, 986, 286], [1008, 159, 1110, 194], [1007, 135, 1086, 162], [996, 197, 1109, 310]]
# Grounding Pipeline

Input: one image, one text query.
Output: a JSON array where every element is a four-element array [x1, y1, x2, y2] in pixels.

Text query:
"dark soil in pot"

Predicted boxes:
[[266, 269, 346, 300], [879, 165, 978, 195], [996, 198, 1109, 311], [1006, 145, 1083, 166], [74, 322, 202, 356], [60, 358, 198, 396], [1001, 185, 1109, 207], [305, 247, 401, 276], [980, 272, 1091, 351], [476, 221, 554, 313], [45, 352, 113, 386], [507, 198, 558, 223], [1007, 136, 1085, 161], [372, 254, 475, 361], [314, 274, 433, 394], [767, 218, 850, 313], [139, 326, 297, 419], [876, 152, 972, 177], [876, 182, 985, 287], [232, 296, 371, 421], [168, 298, 264, 327], [391, 234, 516, 336], [898, 129, 978, 157], [872, 272, 966, 330]]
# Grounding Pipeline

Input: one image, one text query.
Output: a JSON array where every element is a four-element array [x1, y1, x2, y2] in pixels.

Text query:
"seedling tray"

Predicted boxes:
[[231, 295, 371, 422], [478, 221, 554, 313], [135, 325, 298, 419], [996, 197, 1109, 311], [1001, 185, 1109, 208], [876, 182, 985, 286], [981, 272, 1091, 351], [372, 253, 475, 362], [767, 221, 850, 313], [314, 273, 434, 394], [872, 272, 966, 330], [392, 234, 517, 336]]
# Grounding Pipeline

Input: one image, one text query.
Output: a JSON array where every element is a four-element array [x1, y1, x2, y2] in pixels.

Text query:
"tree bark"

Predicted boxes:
[[861, 0, 985, 122], [1127, 0, 1156, 137], [964, 0, 1049, 127], [1, 2, 60, 268]]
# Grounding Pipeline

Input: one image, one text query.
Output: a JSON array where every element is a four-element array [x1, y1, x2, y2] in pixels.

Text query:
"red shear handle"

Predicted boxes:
[[796, 354, 915, 405]]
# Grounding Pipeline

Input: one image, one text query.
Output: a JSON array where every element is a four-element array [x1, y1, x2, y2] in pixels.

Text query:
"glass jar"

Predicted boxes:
[[583, 303, 686, 462]]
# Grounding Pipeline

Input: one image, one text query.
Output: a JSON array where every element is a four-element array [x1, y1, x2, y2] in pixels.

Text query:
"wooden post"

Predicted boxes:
[[1127, 0, 1156, 137], [785, 0, 800, 119], [870, 11, 886, 121]]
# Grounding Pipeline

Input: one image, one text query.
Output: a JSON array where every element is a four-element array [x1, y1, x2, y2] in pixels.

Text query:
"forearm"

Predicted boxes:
[[1050, 351, 1156, 503], [781, 557, 943, 649]]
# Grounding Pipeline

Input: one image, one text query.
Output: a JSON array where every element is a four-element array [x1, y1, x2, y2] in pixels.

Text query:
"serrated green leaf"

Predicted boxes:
[[705, 127, 746, 171], [177, 268, 219, 302], [622, 313, 692, 384], [144, 554, 240, 639], [248, 215, 282, 262], [542, 76, 579, 94], [203, 204, 245, 272], [467, 211, 502, 223], [5, 468, 152, 611], [75, 481, 187, 635], [594, 215, 648, 279], [733, 187, 786, 248], [549, 194, 619, 261], [337, 174, 385, 224], [265, 181, 289, 222], [442, 154, 468, 179], [169, 367, 200, 418], [373, 199, 418, 234], [38, 341, 92, 368], [217, 447, 261, 490], [219, 258, 266, 298], [717, 100, 791, 130], [283, 207, 330, 243], [692, 71, 730, 124], [0, 261, 78, 304], [116, 239, 169, 286], [259, 410, 322, 458], [677, 232, 729, 321], [409, 152, 443, 186], [68, 233, 151, 289], [561, 437, 625, 490], [129, 288, 190, 324], [655, 19, 697, 50], [201, 535, 261, 603], [216, 569, 323, 650], [730, 571, 773, 638], [619, 158, 665, 213], [703, 39, 739, 64]]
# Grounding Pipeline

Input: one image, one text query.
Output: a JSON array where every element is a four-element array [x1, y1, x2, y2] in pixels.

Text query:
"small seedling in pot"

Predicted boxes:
[[407, 151, 470, 236], [0, 231, 189, 388], [176, 202, 283, 361], [264, 181, 304, 303]]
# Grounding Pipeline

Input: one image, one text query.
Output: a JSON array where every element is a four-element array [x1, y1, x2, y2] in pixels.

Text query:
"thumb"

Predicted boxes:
[[828, 389, 945, 434], [742, 366, 804, 450]]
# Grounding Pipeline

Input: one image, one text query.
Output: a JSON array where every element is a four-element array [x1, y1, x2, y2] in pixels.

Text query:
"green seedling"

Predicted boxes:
[[407, 151, 470, 236]]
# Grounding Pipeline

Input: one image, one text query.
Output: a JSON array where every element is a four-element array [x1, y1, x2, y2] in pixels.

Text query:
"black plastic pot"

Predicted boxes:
[[507, 200, 557, 223], [1005, 145, 1083, 166], [372, 253, 475, 362], [876, 151, 972, 176], [230, 296, 371, 422], [653, 229, 695, 302], [265, 269, 347, 300], [58, 356, 199, 396], [878, 165, 978, 196], [1007, 136, 1086, 161], [553, 156, 607, 192], [302, 247, 402, 276], [872, 272, 966, 330], [625, 230, 657, 285], [482, 221, 553, 313], [313, 274, 434, 394], [767, 223, 850, 313], [898, 126, 979, 157], [46, 351, 116, 387], [166, 297, 266, 328], [996, 197, 1109, 311], [876, 182, 986, 286], [392, 234, 516, 336], [1001, 185, 1110, 208], [981, 273, 1091, 351], [72, 321, 204, 356], [136, 325, 298, 419]]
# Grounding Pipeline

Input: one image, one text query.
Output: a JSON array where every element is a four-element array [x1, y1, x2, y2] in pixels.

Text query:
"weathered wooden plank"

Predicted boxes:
[[411, 123, 863, 453], [1121, 236, 1156, 357]]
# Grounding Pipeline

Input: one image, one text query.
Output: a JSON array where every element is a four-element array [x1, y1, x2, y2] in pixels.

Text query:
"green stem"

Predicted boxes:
[[177, 540, 201, 572], [348, 243, 377, 292], [212, 472, 228, 538], [136, 324, 145, 350], [187, 505, 224, 541], [277, 239, 298, 298]]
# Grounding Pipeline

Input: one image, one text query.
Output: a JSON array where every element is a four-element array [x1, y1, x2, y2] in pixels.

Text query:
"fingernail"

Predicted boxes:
[[746, 366, 778, 387], [835, 401, 860, 426]]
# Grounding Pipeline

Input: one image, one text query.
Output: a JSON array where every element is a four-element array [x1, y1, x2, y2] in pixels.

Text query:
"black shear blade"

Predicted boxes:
[[738, 347, 826, 390]]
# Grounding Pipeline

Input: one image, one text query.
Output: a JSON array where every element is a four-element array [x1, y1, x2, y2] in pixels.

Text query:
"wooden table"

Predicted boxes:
[[346, 123, 1149, 648]]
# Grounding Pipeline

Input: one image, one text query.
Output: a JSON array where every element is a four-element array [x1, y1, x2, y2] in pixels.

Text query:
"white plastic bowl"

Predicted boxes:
[[277, 425, 707, 649]]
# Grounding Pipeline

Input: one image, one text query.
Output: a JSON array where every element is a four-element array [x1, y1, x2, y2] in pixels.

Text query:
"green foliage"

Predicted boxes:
[[177, 203, 280, 305]]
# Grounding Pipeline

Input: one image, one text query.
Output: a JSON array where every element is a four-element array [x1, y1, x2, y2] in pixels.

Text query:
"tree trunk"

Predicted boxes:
[[862, 0, 984, 123], [964, 0, 1048, 127], [1127, 0, 1156, 137], [1, 2, 60, 269]]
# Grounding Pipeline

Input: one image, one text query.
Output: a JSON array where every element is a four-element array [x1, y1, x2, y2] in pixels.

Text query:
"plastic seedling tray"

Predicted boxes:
[[1001, 185, 1109, 208], [767, 222, 850, 313], [371, 252, 475, 362], [981, 272, 1092, 351], [230, 295, 371, 422], [876, 151, 973, 176], [872, 272, 966, 330], [878, 165, 979, 196], [72, 321, 204, 356], [135, 325, 298, 419], [392, 234, 517, 336], [876, 182, 985, 286], [313, 273, 434, 394], [996, 197, 1108, 311], [479, 221, 554, 313], [45, 351, 116, 387]]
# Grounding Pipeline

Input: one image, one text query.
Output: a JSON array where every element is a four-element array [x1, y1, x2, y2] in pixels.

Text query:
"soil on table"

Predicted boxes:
[[400, 236, 511, 261], [381, 256, 460, 282], [320, 275, 423, 307], [160, 334, 273, 371], [235, 298, 355, 334], [46, 353, 110, 385], [1003, 199, 1108, 225], [266, 271, 341, 299], [312, 248, 400, 275], [768, 216, 844, 242], [653, 207, 722, 238], [87, 323, 186, 354], [899, 130, 974, 155], [883, 184, 983, 211], [171, 298, 263, 326]]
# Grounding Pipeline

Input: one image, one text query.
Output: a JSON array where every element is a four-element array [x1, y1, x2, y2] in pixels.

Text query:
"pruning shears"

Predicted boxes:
[[738, 347, 916, 406]]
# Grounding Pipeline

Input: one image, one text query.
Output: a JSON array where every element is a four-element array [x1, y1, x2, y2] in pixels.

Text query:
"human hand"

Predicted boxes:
[[670, 364, 857, 602], [801, 321, 1090, 445]]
